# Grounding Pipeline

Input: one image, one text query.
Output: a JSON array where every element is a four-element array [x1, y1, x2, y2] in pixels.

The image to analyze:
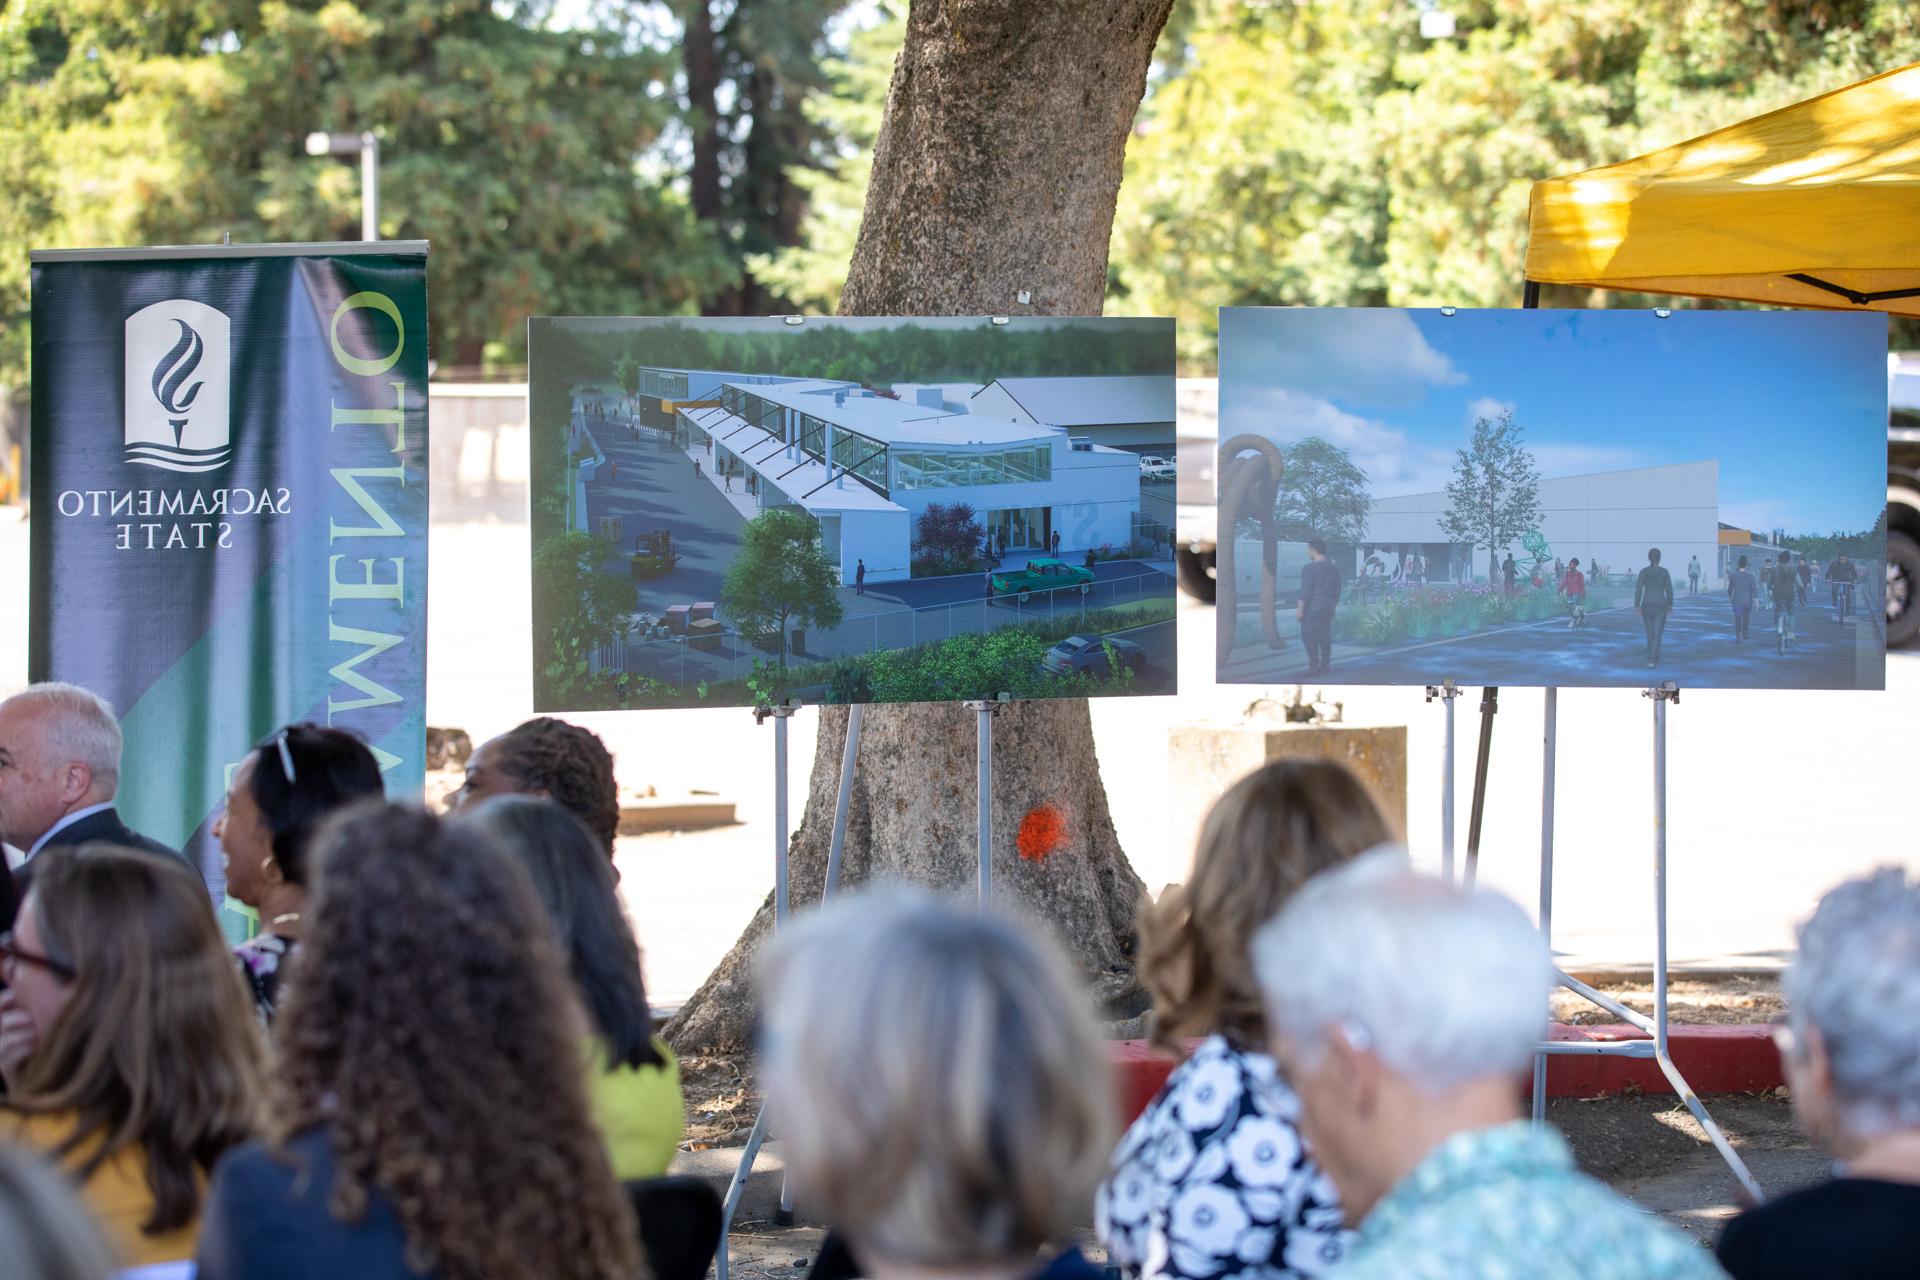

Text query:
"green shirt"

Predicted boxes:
[[1337, 1122, 1725, 1280], [585, 1036, 686, 1181]]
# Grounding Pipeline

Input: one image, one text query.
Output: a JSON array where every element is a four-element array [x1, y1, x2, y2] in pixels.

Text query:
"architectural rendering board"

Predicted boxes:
[[1215, 307, 1887, 691], [529, 316, 1178, 710]]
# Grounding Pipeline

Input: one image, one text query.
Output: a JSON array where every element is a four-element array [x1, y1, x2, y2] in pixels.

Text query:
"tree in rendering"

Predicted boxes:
[[1272, 437, 1371, 546], [1438, 409, 1543, 582], [912, 502, 986, 574], [665, 0, 1177, 1052], [720, 509, 846, 664], [533, 531, 639, 709]]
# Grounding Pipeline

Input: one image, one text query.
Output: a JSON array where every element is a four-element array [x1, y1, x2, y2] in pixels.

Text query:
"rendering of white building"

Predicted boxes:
[[633, 365, 807, 430], [967, 376, 1178, 454], [674, 378, 1144, 584], [1360, 460, 1723, 586]]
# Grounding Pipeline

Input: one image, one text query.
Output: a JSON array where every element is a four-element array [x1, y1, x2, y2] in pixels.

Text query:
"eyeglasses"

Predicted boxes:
[[0, 931, 76, 982]]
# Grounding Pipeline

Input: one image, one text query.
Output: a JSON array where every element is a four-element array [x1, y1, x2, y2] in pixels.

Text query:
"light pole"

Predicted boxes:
[[305, 130, 381, 241]]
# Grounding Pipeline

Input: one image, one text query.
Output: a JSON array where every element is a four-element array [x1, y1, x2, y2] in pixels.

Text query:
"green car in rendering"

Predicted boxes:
[[990, 557, 1097, 596]]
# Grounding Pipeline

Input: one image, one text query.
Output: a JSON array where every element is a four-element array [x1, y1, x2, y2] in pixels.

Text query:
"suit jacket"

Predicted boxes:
[[2, 807, 187, 929]]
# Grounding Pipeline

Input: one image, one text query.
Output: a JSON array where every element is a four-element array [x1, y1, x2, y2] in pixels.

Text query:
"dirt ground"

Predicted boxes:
[[682, 974, 1787, 1154], [1552, 972, 1783, 1025], [695, 1093, 1820, 1278]]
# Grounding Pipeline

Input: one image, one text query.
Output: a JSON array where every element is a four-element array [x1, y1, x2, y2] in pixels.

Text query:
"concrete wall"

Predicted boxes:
[[1367, 460, 1722, 586], [429, 384, 529, 526], [835, 506, 914, 584]]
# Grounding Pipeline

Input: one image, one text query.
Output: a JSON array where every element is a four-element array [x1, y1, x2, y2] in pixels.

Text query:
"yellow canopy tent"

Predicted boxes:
[[1525, 62, 1920, 314]]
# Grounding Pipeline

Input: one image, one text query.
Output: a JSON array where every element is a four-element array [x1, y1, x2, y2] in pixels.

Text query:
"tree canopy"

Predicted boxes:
[[1271, 437, 1371, 546], [1438, 409, 1543, 579], [719, 507, 845, 663], [1107, 0, 1920, 365]]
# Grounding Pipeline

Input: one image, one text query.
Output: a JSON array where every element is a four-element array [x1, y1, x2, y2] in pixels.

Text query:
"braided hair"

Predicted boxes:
[[490, 718, 620, 857]]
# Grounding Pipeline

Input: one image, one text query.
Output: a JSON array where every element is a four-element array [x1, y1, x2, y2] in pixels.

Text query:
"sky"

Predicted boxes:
[[1218, 307, 1888, 537]]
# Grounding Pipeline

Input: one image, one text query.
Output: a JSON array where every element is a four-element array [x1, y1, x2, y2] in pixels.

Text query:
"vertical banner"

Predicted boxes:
[[28, 242, 430, 897]]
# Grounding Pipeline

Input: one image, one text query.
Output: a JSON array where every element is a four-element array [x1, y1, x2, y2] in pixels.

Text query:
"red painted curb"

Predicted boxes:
[[1110, 1024, 1782, 1121]]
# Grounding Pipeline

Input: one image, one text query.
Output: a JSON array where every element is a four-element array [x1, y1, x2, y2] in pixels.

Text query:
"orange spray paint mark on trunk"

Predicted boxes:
[[1017, 804, 1069, 862]]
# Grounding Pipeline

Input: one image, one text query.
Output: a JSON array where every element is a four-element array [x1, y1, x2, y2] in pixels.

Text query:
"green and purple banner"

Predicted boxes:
[[28, 243, 430, 897]]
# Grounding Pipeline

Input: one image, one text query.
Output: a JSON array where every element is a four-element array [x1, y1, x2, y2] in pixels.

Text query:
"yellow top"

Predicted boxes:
[[584, 1036, 686, 1181], [1527, 61, 1920, 315], [3, 1110, 201, 1266]]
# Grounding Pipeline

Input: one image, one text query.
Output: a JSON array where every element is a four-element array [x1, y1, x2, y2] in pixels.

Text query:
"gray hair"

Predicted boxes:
[[0, 1144, 116, 1280], [1783, 867, 1920, 1136], [3, 682, 123, 796], [758, 885, 1114, 1269], [1253, 848, 1551, 1090]]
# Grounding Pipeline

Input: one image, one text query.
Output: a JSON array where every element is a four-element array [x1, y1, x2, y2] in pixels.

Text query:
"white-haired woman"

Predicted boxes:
[[760, 888, 1114, 1280], [1717, 868, 1920, 1279]]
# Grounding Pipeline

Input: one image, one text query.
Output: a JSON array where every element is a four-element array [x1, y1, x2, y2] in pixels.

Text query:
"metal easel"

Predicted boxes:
[[714, 691, 1006, 1278], [714, 701, 864, 1280], [1527, 684, 1763, 1202]]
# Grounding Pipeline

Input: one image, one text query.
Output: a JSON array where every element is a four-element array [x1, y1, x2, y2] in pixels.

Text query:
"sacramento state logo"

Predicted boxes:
[[123, 299, 232, 472]]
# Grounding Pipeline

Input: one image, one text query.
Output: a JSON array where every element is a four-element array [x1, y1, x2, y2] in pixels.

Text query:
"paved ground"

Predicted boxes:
[[1222, 588, 1883, 691]]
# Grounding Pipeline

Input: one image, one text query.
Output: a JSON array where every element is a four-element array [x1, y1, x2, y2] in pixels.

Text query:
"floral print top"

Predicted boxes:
[[1336, 1121, 1726, 1280], [233, 932, 297, 1025], [1096, 1035, 1351, 1280]]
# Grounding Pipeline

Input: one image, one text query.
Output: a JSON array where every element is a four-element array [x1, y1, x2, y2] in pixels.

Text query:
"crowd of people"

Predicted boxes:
[[0, 680, 1914, 1279]]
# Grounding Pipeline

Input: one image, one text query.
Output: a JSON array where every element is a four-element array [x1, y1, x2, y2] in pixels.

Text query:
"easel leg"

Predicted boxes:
[[1464, 686, 1498, 889], [1648, 686, 1763, 1203], [976, 702, 994, 905], [824, 703, 864, 899], [721, 704, 801, 1268], [1428, 682, 1460, 881], [1533, 687, 1557, 1125]]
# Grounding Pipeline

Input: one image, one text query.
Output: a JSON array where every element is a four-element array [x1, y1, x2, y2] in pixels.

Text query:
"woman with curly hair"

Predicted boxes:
[[1095, 760, 1394, 1280], [450, 717, 621, 859], [458, 795, 684, 1179], [194, 803, 640, 1280], [0, 844, 265, 1267]]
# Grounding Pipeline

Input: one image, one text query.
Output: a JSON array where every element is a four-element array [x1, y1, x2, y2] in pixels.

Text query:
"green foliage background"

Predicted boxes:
[[6, 0, 1917, 393]]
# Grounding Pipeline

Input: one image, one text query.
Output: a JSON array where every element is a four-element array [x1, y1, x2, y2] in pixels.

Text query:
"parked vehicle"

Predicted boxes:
[[989, 557, 1096, 596], [1041, 633, 1146, 677], [1138, 454, 1175, 479], [1887, 355, 1920, 647]]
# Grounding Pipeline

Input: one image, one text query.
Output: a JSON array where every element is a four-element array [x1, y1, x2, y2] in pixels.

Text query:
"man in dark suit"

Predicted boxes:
[[0, 682, 184, 929]]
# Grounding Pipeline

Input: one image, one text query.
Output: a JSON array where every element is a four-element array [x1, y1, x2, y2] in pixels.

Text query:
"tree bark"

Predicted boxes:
[[684, 0, 724, 226], [663, 0, 1175, 1054]]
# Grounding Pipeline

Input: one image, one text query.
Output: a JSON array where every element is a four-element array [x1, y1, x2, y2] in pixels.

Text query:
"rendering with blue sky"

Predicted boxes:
[[1215, 307, 1887, 692]]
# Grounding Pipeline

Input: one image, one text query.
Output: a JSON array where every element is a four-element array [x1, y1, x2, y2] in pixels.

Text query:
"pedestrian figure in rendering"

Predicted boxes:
[[1635, 548, 1674, 667], [1727, 555, 1758, 642], [855, 559, 866, 597], [1502, 553, 1517, 595], [1298, 538, 1341, 675], [1561, 558, 1586, 629], [1829, 554, 1860, 620], [1052, 530, 1061, 555], [1688, 554, 1702, 596], [694, 458, 701, 479], [985, 564, 995, 604], [1797, 555, 1812, 605], [1773, 552, 1800, 651], [1762, 557, 1776, 610]]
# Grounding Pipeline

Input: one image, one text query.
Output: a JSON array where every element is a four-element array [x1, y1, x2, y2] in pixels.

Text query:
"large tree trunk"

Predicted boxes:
[[684, 1, 725, 226], [665, 0, 1176, 1054]]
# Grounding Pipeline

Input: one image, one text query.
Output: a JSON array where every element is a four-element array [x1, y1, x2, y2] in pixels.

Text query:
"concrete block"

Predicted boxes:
[[1167, 721, 1409, 880]]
